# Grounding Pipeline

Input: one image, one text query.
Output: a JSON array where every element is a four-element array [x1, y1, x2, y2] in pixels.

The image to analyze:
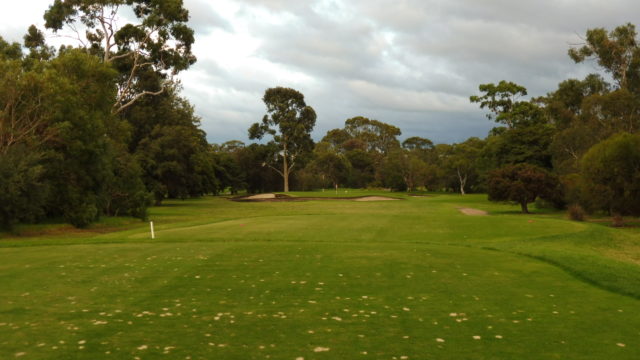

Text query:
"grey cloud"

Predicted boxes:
[[185, 0, 234, 34], [1, 25, 28, 43], [179, 0, 640, 144]]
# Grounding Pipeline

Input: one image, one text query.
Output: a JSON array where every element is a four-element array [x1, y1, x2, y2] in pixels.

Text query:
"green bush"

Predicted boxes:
[[0, 147, 49, 230], [64, 201, 98, 228], [581, 132, 640, 216]]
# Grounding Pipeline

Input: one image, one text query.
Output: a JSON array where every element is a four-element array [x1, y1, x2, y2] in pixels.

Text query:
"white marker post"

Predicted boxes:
[[150, 221, 155, 239]]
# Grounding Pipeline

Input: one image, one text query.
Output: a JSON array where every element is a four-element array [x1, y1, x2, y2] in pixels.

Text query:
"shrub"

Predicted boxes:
[[568, 204, 586, 221], [64, 200, 98, 228], [611, 214, 625, 227], [581, 132, 640, 216]]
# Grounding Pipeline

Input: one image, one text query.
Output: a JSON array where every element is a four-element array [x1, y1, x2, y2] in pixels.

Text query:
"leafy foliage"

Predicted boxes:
[[488, 163, 560, 213], [0, 146, 49, 230], [44, 0, 196, 113], [580, 132, 640, 216], [249, 87, 317, 192]]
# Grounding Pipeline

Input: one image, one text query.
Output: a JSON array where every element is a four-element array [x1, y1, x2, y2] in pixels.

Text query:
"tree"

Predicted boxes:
[[0, 55, 55, 155], [43, 0, 196, 113], [470, 81, 529, 128], [249, 87, 317, 192], [211, 141, 247, 194], [402, 136, 434, 151], [481, 124, 554, 170], [488, 163, 559, 213], [103, 142, 152, 219], [0, 146, 49, 230], [345, 148, 375, 188], [321, 128, 351, 152], [1, 31, 159, 228], [580, 132, 640, 216], [379, 149, 430, 192], [550, 124, 599, 174], [137, 124, 217, 204], [43, 49, 120, 227], [569, 23, 640, 91], [344, 116, 401, 154], [0, 36, 22, 60], [541, 74, 610, 130], [543, 75, 613, 174], [236, 143, 282, 194], [445, 138, 484, 195], [307, 142, 351, 190]]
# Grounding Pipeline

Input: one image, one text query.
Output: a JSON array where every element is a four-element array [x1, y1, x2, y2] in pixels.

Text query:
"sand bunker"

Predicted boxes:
[[354, 196, 401, 201], [458, 207, 488, 216], [232, 194, 402, 202], [244, 193, 276, 200]]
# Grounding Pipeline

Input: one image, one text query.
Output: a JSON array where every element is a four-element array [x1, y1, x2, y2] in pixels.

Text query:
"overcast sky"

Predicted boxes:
[[0, 0, 636, 144]]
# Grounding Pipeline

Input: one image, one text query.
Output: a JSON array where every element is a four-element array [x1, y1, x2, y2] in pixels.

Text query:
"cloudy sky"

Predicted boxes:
[[0, 0, 635, 144]]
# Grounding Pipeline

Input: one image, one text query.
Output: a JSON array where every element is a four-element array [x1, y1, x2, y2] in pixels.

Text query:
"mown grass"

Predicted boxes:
[[1, 192, 639, 359]]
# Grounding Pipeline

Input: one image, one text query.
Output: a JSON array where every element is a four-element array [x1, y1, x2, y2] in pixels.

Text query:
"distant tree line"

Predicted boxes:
[[212, 23, 640, 221], [2, 7, 640, 230]]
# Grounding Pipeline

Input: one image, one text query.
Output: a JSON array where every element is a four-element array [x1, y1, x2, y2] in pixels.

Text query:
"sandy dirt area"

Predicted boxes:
[[458, 207, 489, 216], [244, 193, 277, 200]]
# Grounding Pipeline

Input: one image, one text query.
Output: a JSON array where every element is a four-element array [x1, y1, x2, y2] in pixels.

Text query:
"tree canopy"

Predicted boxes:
[[249, 87, 317, 192], [488, 163, 559, 213], [44, 0, 196, 113]]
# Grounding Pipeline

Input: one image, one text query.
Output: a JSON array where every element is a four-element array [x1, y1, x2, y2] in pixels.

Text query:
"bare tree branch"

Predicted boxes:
[[113, 87, 164, 114]]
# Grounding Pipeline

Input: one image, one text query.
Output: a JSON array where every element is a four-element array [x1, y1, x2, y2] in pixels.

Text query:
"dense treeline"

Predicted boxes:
[[0, 1, 218, 229], [2, 3, 639, 231], [212, 23, 640, 220]]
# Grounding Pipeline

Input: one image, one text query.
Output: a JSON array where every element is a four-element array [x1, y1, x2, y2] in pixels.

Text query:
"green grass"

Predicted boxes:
[[1, 193, 639, 359]]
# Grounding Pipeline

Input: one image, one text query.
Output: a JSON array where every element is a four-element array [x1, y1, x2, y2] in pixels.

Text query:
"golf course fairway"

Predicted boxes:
[[1, 193, 639, 359]]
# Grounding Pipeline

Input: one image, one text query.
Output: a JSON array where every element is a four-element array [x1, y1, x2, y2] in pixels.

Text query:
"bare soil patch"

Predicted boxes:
[[458, 207, 489, 216]]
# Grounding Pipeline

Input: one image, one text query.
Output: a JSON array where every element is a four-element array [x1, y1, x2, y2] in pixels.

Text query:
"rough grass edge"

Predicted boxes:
[[515, 250, 640, 300]]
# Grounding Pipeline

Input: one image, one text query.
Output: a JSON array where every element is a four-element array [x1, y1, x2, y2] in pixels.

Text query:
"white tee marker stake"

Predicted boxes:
[[150, 221, 155, 239]]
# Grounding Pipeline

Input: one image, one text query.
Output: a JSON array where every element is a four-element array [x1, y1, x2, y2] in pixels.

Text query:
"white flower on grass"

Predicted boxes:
[[137, 345, 148, 350], [472, 336, 481, 340], [617, 343, 626, 347], [436, 338, 445, 343], [314, 347, 330, 352]]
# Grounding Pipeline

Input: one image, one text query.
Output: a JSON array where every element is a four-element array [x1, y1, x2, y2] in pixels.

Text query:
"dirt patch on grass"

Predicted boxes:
[[458, 207, 489, 216]]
